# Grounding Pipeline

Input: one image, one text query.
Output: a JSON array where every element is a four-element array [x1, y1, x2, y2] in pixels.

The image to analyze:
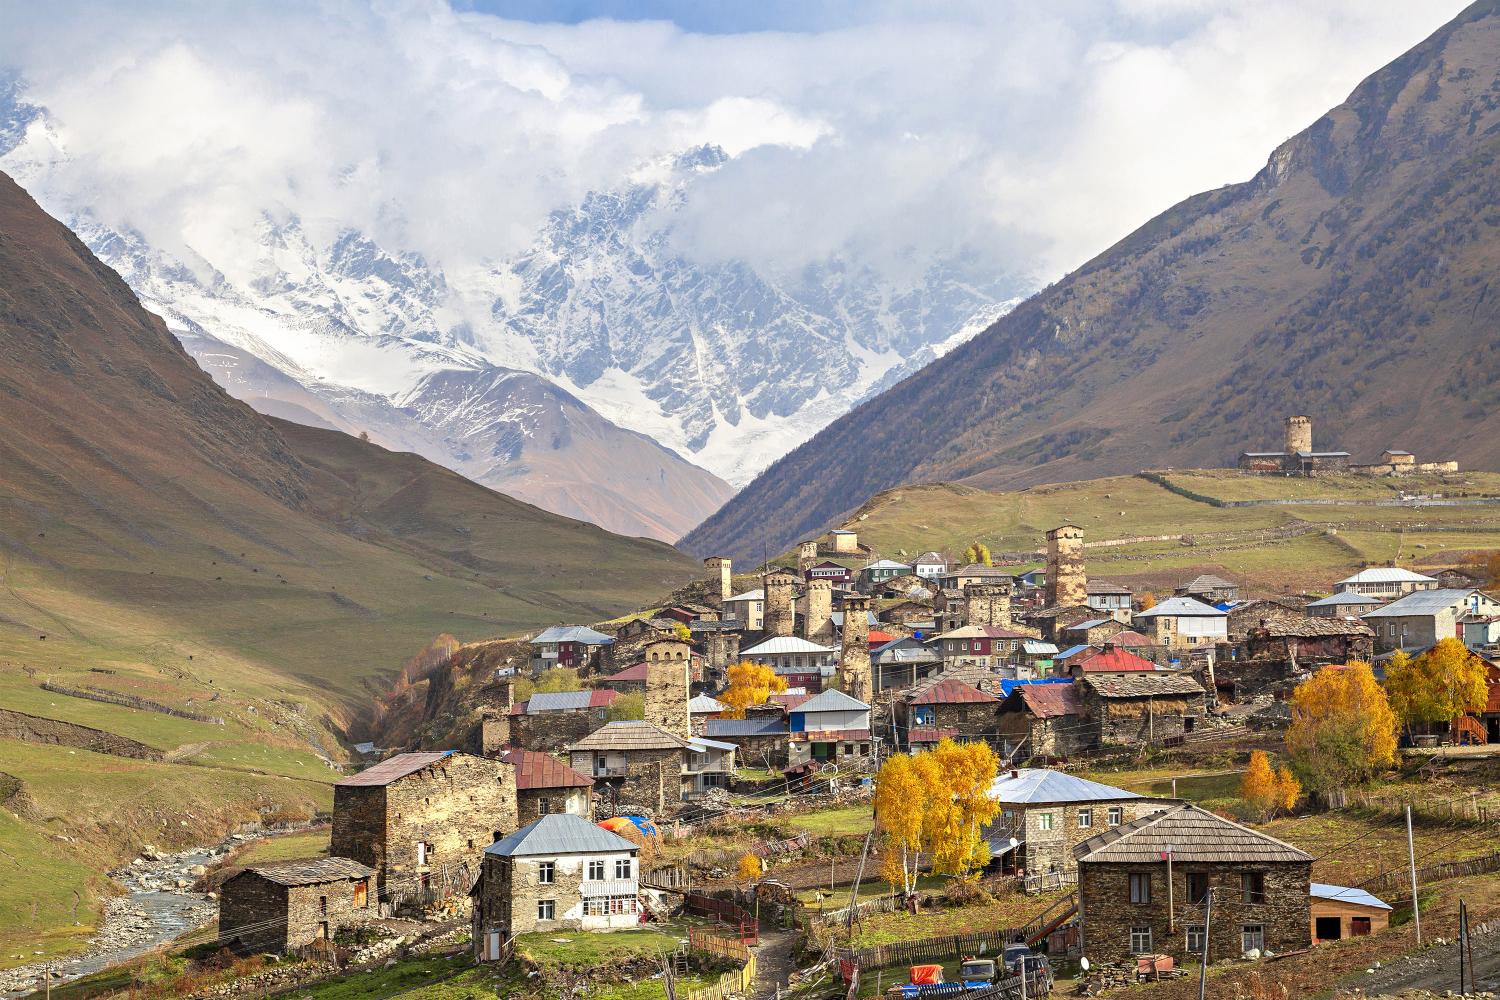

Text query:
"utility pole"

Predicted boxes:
[[1198, 889, 1212, 1000], [1166, 844, 1175, 933], [1459, 899, 1469, 997], [1406, 805, 1422, 946]]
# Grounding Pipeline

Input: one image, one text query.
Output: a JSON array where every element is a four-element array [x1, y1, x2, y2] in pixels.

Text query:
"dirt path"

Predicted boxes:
[[1348, 919, 1500, 996], [751, 929, 800, 1000]]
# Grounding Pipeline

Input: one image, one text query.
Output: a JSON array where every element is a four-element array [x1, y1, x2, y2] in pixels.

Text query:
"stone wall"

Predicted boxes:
[[963, 584, 1012, 628], [839, 596, 873, 703], [1078, 860, 1311, 963], [517, 786, 590, 826], [704, 557, 733, 604], [1046, 525, 1087, 608], [0, 708, 165, 761], [764, 570, 797, 638], [598, 748, 685, 815], [219, 874, 372, 953], [1091, 695, 1205, 746], [700, 632, 740, 682], [473, 851, 638, 943], [1009, 800, 1172, 876], [643, 643, 692, 739], [805, 579, 834, 644], [510, 709, 611, 753]]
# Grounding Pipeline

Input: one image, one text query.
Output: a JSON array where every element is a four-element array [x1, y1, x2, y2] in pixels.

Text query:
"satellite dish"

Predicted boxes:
[[1079, 957, 1090, 972]]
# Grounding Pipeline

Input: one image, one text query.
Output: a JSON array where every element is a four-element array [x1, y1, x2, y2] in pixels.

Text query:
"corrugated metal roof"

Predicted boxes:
[[795, 689, 870, 714], [1075, 804, 1312, 864], [1336, 568, 1437, 585], [989, 768, 1141, 804], [567, 720, 691, 752], [935, 625, 1033, 639], [1066, 619, 1111, 631], [743, 636, 836, 655], [908, 727, 960, 743], [688, 736, 737, 752], [499, 749, 593, 790], [522, 689, 618, 714], [1014, 684, 1084, 719], [243, 857, 374, 886], [608, 663, 650, 682], [532, 625, 614, 645], [1078, 646, 1158, 673], [1311, 882, 1391, 910], [706, 718, 788, 738], [336, 750, 455, 787], [1362, 588, 1485, 618], [727, 589, 765, 602], [689, 695, 727, 713], [1086, 580, 1132, 595], [863, 560, 913, 571], [1135, 597, 1227, 618], [1306, 592, 1384, 607], [1023, 641, 1059, 655], [910, 678, 998, 705], [486, 814, 639, 857], [1055, 644, 1093, 660]]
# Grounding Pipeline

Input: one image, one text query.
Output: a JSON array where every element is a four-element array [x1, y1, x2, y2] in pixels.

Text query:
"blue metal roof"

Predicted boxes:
[[486, 814, 637, 857], [705, 718, 787, 738], [996, 677, 1073, 696], [1310, 883, 1391, 910]]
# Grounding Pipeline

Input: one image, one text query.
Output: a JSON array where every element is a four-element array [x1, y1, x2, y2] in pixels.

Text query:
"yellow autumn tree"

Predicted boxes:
[[718, 661, 788, 719], [1385, 639, 1487, 732], [930, 739, 1001, 878], [1139, 592, 1157, 611], [876, 740, 1001, 890], [736, 852, 762, 882], [1240, 750, 1279, 818], [1286, 662, 1398, 794], [670, 621, 692, 641], [1275, 766, 1301, 814], [875, 752, 926, 893]]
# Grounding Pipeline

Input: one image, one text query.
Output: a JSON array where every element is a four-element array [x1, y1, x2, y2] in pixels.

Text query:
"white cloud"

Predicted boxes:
[[0, 0, 1470, 286]]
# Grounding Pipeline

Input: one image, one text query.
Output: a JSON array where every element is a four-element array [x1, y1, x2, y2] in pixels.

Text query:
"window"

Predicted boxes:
[[1186, 873, 1209, 904], [493, 831, 503, 843], [1037, 812, 1054, 832], [538, 797, 552, 815], [587, 860, 606, 881], [615, 858, 632, 880], [416, 841, 427, 866], [537, 899, 555, 921], [1130, 927, 1153, 954], [1185, 925, 1206, 954], [354, 881, 368, 909], [1108, 806, 1123, 826], [1241, 872, 1266, 904], [1129, 873, 1151, 904], [319, 895, 328, 916], [1241, 924, 1264, 955], [914, 707, 935, 726], [1077, 808, 1092, 829], [538, 862, 555, 884]]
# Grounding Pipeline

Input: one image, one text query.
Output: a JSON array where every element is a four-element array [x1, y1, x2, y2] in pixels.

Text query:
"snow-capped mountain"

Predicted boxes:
[[1, 81, 1022, 539]]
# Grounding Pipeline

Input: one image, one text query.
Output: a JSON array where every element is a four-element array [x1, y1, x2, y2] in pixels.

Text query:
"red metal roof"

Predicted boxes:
[[336, 750, 455, 787], [1018, 683, 1085, 719], [867, 630, 898, 647], [499, 749, 594, 790], [908, 727, 960, 743], [769, 693, 812, 710], [1078, 646, 1158, 673], [608, 662, 650, 682], [1107, 631, 1153, 646], [911, 678, 999, 705]]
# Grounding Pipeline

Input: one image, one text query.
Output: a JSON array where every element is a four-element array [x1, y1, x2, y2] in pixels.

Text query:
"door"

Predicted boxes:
[[487, 931, 501, 961], [1315, 916, 1342, 941], [416, 841, 427, 866], [1351, 917, 1372, 936]]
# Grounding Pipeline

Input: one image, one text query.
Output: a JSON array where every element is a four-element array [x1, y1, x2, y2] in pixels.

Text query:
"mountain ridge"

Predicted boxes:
[[681, 0, 1500, 562]]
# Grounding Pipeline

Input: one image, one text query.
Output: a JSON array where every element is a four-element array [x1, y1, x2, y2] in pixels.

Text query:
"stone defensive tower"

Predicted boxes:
[[1285, 415, 1312, 455], [963, 582, 1012, 628], [804, 578, 834, 644], [763, 569, 798, 638], [704, 556, 732, 604], [838, 595, 873, 703], [642, 639, 692, 739], [1045, 524, 1087, 608], [797, 539, 820, 573]]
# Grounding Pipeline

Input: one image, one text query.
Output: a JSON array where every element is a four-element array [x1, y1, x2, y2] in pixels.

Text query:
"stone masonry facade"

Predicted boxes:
[[1079, 860, 1310, 964], [999, 799, 1174, 876], [219, 873, 372, 954], [1046, 525, 1087, 608]]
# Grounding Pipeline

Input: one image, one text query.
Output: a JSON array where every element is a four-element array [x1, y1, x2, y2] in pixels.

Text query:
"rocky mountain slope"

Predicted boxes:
[[1, 88, 1020, 535], [682, 0, 1500, 562]]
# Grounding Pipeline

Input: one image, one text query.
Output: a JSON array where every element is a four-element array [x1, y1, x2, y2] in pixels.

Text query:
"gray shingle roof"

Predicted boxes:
[[567, 720, 691, 752], [336, 750, 455, 787], [1075, 803, 1312, 864], [243, 857, 374, 886], [1083, 673, 1205, 699], [988, 768, 1141, 805], [486, 814, 638, 857]]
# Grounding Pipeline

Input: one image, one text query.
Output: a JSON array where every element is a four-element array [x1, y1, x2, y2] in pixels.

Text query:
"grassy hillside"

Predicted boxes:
[[0, 168, 698, 963], [683, 2, 1500, 561], [841, 471, 1500, 593]]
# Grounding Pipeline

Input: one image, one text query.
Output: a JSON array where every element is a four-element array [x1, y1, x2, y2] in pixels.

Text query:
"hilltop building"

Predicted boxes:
[[1237, 415, 1455, 476]]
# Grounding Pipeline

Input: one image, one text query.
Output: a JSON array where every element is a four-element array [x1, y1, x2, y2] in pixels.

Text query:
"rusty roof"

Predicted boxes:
[[1015, 683, 1084, 719], [499, 749, 593, 790], [1077, 646, 1158, 673], [242, 857, 374, 886], [908, 727, 960, 743], [1075, 803, 1312, 864], [335, 750, 455, 787], [910, 678, 999, 705]]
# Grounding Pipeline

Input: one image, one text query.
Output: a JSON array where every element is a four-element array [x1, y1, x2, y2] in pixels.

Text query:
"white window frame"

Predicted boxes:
[[615, 858, 632, 880], [1130, 927, 1153, 955], [1038, 812, 1054, 831], [1077, 808, 1092, 828], [1185, 925, 1206, 954], [587, 859, 606, 881], [1241, 924, 1264, 955], [537, 899, 555, 921], [537, 861, 555, 884], [1108, 806, 1123, 826]]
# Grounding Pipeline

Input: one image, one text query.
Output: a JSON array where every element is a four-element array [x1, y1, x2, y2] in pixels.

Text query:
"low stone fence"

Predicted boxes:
[[40, 681, 224, 724], [0, 707, 165, 760]]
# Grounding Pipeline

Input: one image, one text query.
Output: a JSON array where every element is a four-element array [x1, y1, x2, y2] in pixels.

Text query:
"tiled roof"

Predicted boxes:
[[1086, 580, 1132, 595], [1075, 803, 1312, 864], [795, 688, 870, 713], [908, 727, 960, 743], [1083, 673, 1205, 698], [911, 678, 999, 705], [1015, 683, 1084, 719], [1077, 646, 1158, 673], [244, 857, 374, 886], [487, 814, 638, 858], [567, 721, 691, 752], [499, 749, 593, 789], [532, 625, 614, 645], [989, 768, 1140, 804], [1178, 574, 1237, 592], [1238, 605, 1374, 638], [336, 750, 455, 787]]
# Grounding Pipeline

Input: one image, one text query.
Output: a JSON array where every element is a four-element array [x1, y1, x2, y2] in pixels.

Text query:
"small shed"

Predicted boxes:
[[218, 857, 375, 954], [1310, 883, 1390, 942]]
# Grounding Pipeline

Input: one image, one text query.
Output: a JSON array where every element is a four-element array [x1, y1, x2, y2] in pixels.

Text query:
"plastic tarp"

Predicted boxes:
[[598, 816, 658, 837], [910, 964, 944, 986]]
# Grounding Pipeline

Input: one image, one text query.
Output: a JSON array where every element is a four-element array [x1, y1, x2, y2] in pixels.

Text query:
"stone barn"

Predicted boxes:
[[331, 750, 518, 907], [1075, 804, 1312, 964], [1078, 673, 1207, 746], [218, 858, 374, 954], [995, 682, 1093, 758]]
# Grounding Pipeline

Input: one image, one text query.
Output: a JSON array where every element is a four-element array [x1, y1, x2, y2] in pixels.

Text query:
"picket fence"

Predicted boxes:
[[1362, 849, 1500, 896], [1345, 789, 1495, 825], [834, 927, 1024, 970], [684, 929, 756, 1000]]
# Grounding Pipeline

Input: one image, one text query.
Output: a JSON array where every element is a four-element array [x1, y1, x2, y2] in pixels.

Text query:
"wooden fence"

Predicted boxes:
[[1345, 789, 1495, 825], [811, 892, 906, 929], [834, 927, 1024, 969], [644, 864, 692, 891], [684, 929, 756, 1000], [1362, 849, 1500, 896], [683, 893, 759, 944]]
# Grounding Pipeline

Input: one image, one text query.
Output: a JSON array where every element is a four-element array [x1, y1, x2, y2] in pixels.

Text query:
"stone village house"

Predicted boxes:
[[331, 750, 518, 907], [995, 682, 1093, 759], [471, 814, 641, 959], [1078, 673, 1207, 746], [787, 688, 873, 768], [567, 721, 735, 814], [498, 749, 593, 824], [1075, 803, 1313, 964], [219, 858, 375, 954], [1362, 588, 1500, 652], [899, 678, 1001, 749]]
